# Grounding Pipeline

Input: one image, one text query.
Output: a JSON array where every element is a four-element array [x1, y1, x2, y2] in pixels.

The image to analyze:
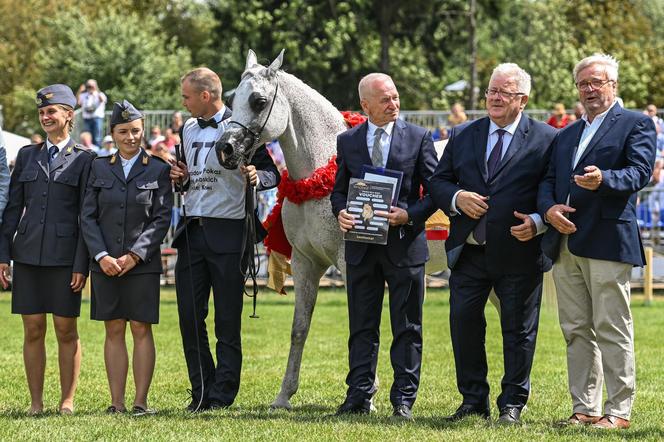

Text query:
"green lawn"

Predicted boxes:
[[0, 287, 663, 441]]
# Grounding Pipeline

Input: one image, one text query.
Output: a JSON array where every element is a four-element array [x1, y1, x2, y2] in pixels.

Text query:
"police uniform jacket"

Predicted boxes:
[[81, 149, 173, 274], [0, 140, 94, 273]]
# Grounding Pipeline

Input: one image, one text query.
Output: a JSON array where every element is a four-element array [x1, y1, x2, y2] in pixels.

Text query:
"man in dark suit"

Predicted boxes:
[[330, 73, 438, 420], [538, 53, 656, 430], [429, 63, 557, 425], [170, 68, 279, 411]]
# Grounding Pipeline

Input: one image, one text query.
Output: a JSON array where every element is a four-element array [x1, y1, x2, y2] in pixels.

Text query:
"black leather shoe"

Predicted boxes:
[[392, 404, 413, 421], [186, 398, 210, 412], [335, 400, 371, 416], [498, 407, 521, 425], [444, 404, 490, 422]]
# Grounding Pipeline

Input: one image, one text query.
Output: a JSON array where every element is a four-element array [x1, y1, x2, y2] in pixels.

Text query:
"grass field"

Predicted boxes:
[[0, 287, 663, 441]]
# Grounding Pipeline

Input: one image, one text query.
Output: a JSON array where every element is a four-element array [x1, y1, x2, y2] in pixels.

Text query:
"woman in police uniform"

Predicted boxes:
[[81, 100, 172, 415], [0, 84, 94, 415]]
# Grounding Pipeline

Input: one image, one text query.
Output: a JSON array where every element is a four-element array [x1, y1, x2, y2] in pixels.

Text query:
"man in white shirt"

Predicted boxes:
[[77, 79, 107, 147]]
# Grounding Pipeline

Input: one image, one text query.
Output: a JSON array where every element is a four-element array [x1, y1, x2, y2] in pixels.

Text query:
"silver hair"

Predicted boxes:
[[573, 53, 619, 82], [358, 73, 394, 101], [489, 63, 531, 96]]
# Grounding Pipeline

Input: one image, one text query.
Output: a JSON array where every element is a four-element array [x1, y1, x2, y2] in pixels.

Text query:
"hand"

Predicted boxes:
[[0, 263, 11, 290], [70, 273, 87, 292], [374, 206, 409, 226], [510, 211, 537, 242], [337, 209, 356, 232], [117, 253, 139, 276], [240, 164, 258, 186], [78, 84, 86, 93], [100, 255, 122, 277], [456, 191, 489, 219], [545, 204, 577, 234], [573, 165, 603, 191], [170, 161, 189, 184]]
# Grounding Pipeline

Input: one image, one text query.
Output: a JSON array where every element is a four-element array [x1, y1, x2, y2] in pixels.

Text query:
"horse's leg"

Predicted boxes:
[[271, 251, 326, 410]]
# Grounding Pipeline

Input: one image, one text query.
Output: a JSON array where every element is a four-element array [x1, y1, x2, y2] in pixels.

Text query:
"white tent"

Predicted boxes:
[[1, 130, 31, 163]]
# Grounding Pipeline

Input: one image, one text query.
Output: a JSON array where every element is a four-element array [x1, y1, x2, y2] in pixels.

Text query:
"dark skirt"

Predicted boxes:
[[11, 263, 81, 317], [90, 271, 160, 324]]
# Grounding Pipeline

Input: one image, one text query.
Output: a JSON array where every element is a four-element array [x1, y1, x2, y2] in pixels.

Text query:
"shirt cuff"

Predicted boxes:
[[529, 213, 547, 235], [95, 251, 109, 262], [450, 190, 463, 216]]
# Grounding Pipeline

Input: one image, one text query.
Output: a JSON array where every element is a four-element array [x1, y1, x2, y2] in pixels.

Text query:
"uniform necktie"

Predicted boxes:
[[473, 129, 507, 244], [197, 118, 218, 129], [371, 127, 384, 167], [487, 129, 506, 179], [48, 145, 59, 165]]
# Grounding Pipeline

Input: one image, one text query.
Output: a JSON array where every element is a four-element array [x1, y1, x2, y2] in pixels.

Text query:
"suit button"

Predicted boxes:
[[40, 219, 44, 223], [41, 206, 45, 210], [121, 187, 126, 192], [117, 221, 123, 226], [42, 192, 47, 196], [44, 178, 48, 182], [100, 181, 104, 185], [120, 204, 125, 208], [116, 238, 121, 243]]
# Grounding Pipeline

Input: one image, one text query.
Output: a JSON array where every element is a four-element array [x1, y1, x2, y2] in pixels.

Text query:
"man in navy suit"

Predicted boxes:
[[430, 63, 557, 425], [330, 73, 437, 420], [538, 53, 656, 430]]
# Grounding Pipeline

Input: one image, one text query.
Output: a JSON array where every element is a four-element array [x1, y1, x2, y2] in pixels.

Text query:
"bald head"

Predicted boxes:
[[181, 67, 223, 101], [358, 73, 400, 126]]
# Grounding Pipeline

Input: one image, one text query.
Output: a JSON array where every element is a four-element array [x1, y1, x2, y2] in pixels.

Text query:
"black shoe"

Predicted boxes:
[[209, 400, 232, 410], [497, 407, 521, 425], [132, 405, 157, 417], [186, 398, 210, 412], [444, 404, 490, 422], [392, 404, 413, 421], [335, 400, 371, 416]]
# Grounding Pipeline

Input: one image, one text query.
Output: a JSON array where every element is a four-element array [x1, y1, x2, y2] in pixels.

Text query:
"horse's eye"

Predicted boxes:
[[249, 92, 268, 111]]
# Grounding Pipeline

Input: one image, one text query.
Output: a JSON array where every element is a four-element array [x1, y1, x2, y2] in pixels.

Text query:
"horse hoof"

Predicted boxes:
[[270, 399, 293, 411]]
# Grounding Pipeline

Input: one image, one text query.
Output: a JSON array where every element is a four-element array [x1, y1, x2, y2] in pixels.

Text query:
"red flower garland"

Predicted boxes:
[[263, 111, 366, 257]]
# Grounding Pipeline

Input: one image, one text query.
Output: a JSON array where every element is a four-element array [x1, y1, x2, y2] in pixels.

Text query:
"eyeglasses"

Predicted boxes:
[[485, 88, 524, 99], [575, 79, 614, 92]]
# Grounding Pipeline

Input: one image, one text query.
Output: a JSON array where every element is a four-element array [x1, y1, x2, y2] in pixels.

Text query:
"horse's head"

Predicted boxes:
[[216, 49, 289, 170]]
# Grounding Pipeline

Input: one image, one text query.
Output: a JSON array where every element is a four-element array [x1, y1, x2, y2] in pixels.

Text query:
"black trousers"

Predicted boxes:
[[175, 223, 245, 405], [448, 244, 543, 411], [344, 245, 425, 408]]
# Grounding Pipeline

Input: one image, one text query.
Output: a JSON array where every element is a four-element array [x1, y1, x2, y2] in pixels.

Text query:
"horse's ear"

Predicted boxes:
[[245, 49, 258, 71], [268, 49, 285, 73]]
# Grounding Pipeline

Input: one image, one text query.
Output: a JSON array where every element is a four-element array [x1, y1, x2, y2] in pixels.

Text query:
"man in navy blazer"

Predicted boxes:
[[330, 73, 437, 420], [430, 63, 557, 424], [537, 54, 656, 430]]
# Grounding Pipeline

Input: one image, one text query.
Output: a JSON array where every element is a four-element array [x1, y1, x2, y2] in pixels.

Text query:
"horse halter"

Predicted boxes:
[[223, 78, 280, 164]]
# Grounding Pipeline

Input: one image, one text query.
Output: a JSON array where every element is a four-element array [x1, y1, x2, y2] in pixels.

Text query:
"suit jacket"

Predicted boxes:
[[81, 149, 173, 274], [537, 103, 656, 266], [171, 107, 280, 254], [330, 118, 438, 267], [0, 140, 94, 273], [430, 115, 557, 274]]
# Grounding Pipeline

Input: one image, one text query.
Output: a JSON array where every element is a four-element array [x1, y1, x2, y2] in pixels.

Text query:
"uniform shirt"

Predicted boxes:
[[78, 91, 107, 119], [181, 106, 247, 219], [46, 136, 72, 164]]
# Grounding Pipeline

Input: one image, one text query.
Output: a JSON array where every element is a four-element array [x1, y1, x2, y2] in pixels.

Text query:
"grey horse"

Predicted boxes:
[[217, 50, 445, 410]]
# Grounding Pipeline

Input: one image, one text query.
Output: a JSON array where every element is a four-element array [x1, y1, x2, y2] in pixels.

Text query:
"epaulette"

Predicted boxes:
[[150, 155, 168, 165], [73, 144, 97, 157]]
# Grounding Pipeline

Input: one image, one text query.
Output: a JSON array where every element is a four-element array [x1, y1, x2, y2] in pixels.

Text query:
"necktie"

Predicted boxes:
[[371, 128, 384, 167], [487, 129, 506, 179], [473, 129, 507, 244], [197, 118, 218, 129], [48, 145, 59, 165]]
